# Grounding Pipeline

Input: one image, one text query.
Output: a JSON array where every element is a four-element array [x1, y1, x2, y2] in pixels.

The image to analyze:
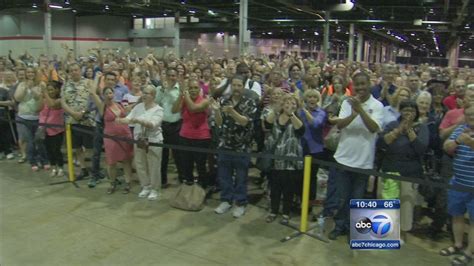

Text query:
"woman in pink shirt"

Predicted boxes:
[[39, 81, 65, 177], [172, 79, 211, 186]]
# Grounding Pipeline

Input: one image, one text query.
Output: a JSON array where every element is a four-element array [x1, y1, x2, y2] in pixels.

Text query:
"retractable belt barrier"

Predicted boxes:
[[4, 117, 474, 194]]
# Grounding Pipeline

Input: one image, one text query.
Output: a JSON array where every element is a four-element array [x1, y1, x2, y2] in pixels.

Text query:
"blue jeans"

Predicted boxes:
[[323, 166, 339, 214], [333, 166, 369, 232], [17, 119, 48, 166], [217, 153, 250, 205], [91, 122, 104, 178]]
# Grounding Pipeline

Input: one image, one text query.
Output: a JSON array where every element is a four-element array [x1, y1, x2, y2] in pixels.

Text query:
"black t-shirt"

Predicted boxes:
[[0, 86, 10, 119]]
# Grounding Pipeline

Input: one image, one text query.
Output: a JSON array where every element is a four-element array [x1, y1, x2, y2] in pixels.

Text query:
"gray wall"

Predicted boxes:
[[0, 12, 132, 57]]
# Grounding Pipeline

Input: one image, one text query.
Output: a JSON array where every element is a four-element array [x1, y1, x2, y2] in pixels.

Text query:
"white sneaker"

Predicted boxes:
[[147, 190, 159, 201], [138, 186, 151, 198], [50, 169, 57, 177], [214, 202, 232, 214], [57, 169, 64, 177], [232, 206, 246, 218], [6, 153, 14, 160]]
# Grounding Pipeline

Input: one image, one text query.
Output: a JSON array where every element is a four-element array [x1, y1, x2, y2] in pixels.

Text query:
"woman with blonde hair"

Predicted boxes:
[[416, 91, 432, 123], [265, 93, 305, 224], [299, 89, 326, 214], [14, 66, 49, 171], [117, 85, 164, 200]]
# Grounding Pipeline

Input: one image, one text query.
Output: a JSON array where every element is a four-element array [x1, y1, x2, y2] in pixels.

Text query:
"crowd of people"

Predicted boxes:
[[1, 45, 474, 265]]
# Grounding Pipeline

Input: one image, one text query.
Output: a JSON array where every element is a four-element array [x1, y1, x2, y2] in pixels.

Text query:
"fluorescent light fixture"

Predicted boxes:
[[296, 8, 303, 12], [163, 13, 167, 16], [302, 29, 307, 32], [314, 31, 319, 36], [234, 11, 238, 14], [267, 32, 272, 35], [189, 10, 196, 14], [49, 4, 63, 9], [72, 9, 77, 13], [208, 10, 216, 15], [181, 1, 186, 4], [105, 5, 109, 10], [272, 19, 295, 22], [64, 0, 70, 5], [32, 3, 38, 8]]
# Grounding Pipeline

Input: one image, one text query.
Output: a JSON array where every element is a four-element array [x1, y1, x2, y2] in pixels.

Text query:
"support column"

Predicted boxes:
[[447, 37, 460, 68], [364, 41, 370, 63], [224, 32, 229, 51], [174, 11, 180, 58], [323, 11, 330, 60], [348, 23, 355, 62], [73, 14, 78, 58], [356, 32, 363, 62], [239, 0, 249, 55], [375, 42, 382, 63], [44, 0, 52, 58]]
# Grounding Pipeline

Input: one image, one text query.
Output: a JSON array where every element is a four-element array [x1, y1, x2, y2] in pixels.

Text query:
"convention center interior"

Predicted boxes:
[[1, 0, 474, 265]]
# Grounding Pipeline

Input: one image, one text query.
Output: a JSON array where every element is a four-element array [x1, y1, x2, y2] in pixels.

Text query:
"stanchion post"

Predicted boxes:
[[299, 155, 312, 233], [66, 123, 75, 182]]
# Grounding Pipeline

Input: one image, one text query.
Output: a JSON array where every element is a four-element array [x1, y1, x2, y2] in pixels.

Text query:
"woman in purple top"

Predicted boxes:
[[298, 89, 327, 213]]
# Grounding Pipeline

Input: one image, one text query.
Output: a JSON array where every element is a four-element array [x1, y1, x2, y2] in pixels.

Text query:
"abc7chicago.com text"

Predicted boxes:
[[350, 241, 400, 249]]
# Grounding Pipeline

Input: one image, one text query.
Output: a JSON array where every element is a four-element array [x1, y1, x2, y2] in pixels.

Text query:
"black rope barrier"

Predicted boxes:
[[3, 117, 474, 194]]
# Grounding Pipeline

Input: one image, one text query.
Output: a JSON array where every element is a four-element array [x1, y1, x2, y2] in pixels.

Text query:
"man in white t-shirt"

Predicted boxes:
[[329, 72, 384, 240]]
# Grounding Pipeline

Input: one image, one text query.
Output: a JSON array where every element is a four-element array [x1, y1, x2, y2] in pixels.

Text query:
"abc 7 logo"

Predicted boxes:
[[354, 213, 393, 238]]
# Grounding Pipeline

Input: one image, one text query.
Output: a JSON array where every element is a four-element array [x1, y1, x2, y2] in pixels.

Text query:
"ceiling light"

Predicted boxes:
[[277, 10, 282, 13], [189, 10, 196, 14], [302, 29, 307, 32], [72, 9, 77, 13], [296, 8, 303, 12], [64, 0, 70, 5], [314, 31, 319, 36], [49, 4, 63, 9], [465, 24, 470, 29], [267, 32, 272, 35], [208, 10, 216, 16], [32, 3, 38, 8], [234, 11, 238, 14], [105, 5, 109, 10], [369, 8, 374, 13], [163, 13, 167, 16], [410, 33, 415, 36], [181, 1, 186, 4]]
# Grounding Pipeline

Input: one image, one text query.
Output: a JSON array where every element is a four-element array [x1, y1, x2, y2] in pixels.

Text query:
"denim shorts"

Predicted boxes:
[[448, 182, 474, 219]]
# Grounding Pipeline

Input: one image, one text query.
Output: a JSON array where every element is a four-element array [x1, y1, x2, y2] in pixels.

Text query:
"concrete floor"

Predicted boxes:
[[0, 160, 452, 266]]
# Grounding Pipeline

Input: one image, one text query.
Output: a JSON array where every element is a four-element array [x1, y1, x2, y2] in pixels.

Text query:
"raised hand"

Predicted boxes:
[[209, 98, 221, 111]]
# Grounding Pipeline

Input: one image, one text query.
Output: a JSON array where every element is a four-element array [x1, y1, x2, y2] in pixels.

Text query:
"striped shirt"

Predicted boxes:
[[449, 124, 474, 188]]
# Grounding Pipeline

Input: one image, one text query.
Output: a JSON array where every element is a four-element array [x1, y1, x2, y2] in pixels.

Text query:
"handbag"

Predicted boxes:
[[169, 182, 206, 211], [323, 126, 340, 152], [136, 127, 149, 153]]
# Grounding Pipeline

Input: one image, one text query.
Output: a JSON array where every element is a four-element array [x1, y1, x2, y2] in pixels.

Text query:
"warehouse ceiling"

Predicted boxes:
[[1, 0, 473, 57]]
